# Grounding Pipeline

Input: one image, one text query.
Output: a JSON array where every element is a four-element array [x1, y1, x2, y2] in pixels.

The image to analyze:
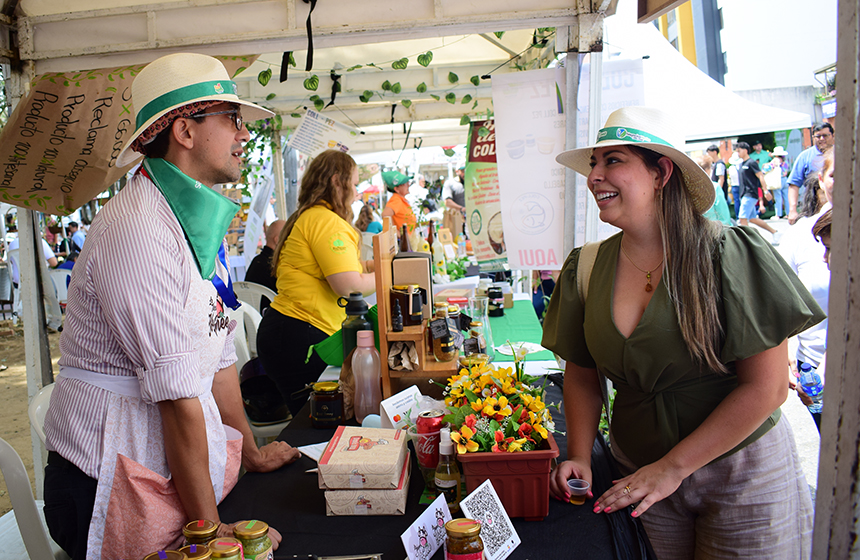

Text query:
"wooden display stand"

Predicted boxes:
[[373, 218, 459, 398]]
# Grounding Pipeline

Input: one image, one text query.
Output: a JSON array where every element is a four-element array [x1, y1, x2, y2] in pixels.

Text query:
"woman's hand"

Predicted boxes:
[[217, 522, 283, 550], [549, 458, 592, 503], [243, 440, 300, 473], [592, 459, 686, 517]]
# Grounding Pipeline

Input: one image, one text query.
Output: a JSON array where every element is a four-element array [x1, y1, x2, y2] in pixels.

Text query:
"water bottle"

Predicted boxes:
[[799, 362, 823, 414], [352, 330, 382, 423], [338, 292, 371, 361]]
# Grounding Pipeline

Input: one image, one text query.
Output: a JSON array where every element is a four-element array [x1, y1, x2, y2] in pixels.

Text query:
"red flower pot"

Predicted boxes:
[[456, 433, 559, 521]]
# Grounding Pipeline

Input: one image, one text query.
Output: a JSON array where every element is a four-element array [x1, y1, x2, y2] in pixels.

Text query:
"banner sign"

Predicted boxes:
[[243, 173, 275, 268], [491, 67, 566, 270], [287, 109, 359, 158], [464, 120, 506, 269], [0, 56, 256, 216]]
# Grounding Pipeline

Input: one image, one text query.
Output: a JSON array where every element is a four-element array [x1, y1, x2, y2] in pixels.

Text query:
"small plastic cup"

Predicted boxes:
[[567, 479, 591, 505]]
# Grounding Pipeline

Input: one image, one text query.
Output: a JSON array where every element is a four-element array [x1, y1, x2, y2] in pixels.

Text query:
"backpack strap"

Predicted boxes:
[[575, 240, 612, 425]]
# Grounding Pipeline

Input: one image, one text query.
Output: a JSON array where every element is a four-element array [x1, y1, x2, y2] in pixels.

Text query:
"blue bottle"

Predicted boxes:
[[798, 363, 823, 414]]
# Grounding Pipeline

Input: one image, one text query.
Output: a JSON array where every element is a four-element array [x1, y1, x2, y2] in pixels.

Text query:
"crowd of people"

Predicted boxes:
[[12, 48, 835, 560]]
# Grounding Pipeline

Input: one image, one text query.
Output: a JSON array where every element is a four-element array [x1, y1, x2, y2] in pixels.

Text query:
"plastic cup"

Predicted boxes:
[[567, 479, 590, 505]]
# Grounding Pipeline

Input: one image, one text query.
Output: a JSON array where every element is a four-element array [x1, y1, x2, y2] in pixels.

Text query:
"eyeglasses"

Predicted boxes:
[[814, 134, 832, 140], [190, 108, 243, 131]]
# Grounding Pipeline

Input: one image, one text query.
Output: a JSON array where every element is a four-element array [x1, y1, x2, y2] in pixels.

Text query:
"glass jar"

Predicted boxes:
[[432, 306, 457, 363], [178, 543, 212, 559], [468, 321, 487, 354], [310, 382, 344, 428], [206, 537, 243, 560], [183, 519, 218, 545], [232, 520, 273, 560], [143, 552, 188, 560], [445, 518, 484, 559]]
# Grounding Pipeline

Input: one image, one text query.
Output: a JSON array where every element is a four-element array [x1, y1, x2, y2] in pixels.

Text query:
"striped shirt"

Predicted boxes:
[[45, 172, 237, 479]]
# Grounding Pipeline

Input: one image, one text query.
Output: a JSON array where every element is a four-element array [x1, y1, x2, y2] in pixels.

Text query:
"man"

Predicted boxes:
[[67, 221, 86, 252], [442, 166, 466, 236], [735, 142, 777, 234], [243, 219, 285, 311], [787, 123, 834, 224], [706, 144, 727, 200], [7, 235, 58, 288], [42, 53, 299, 559], [749, 140, 772, 167]]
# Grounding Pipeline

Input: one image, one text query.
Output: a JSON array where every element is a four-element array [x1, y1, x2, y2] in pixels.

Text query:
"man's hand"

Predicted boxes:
[[796, 385, 814, 407], [244, 440, 300, 472]]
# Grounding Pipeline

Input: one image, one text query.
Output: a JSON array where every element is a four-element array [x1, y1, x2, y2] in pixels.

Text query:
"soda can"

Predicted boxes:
[[415, 409, 445, 470]]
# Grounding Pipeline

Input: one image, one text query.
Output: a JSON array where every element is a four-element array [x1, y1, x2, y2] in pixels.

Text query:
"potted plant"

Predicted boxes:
[[440, 347, 559, 520]]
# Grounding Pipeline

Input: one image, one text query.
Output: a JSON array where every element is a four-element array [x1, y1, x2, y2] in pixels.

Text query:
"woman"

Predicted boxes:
[[543, 107, 824, 559], [257, 150, 376, 414], [778, 150, 833, 431], [764, 147, 791, 218], [380, 170, 417, 232], [355, 203, 383, 234]]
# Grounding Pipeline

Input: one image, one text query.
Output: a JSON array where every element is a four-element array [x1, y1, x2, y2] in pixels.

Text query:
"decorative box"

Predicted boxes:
[[318, 426, 408, 490], [324, 451, 411, 516]]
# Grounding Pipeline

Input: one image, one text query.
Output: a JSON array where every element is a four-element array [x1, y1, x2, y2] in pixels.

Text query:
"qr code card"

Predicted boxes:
[[460, 480, 521, 560]]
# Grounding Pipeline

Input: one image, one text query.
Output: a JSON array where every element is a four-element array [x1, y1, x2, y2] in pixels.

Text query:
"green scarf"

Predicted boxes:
[[142, 157, 240, 280]]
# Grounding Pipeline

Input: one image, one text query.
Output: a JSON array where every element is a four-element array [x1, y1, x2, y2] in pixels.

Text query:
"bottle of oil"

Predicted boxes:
[[434, 427, 461, 513]]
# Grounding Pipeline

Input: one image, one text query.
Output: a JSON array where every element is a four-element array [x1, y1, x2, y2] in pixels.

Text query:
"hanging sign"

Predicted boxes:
[[464, 120, 506, 269], [287, 109, 359, 158]]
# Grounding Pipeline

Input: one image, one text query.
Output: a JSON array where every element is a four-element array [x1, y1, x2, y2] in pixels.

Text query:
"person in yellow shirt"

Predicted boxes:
[[257, 150, 376, 414], [381, 170, 417, 232]]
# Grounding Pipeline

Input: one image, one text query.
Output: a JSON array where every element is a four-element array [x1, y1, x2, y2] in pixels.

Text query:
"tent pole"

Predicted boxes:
[[272, 131, 288, 221], [563, 48, 579, 258]]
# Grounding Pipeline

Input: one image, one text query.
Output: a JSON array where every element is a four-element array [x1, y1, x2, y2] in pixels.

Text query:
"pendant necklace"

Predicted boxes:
[[619, 242, 663, 292]]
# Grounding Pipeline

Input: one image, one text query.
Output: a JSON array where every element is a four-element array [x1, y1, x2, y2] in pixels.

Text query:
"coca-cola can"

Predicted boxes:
[[415, 409, 445, 470]]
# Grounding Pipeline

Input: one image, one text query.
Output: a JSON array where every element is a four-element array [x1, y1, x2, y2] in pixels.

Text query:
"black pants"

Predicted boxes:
[[256, 309, 329, 415], [43, 451, 98, 559]]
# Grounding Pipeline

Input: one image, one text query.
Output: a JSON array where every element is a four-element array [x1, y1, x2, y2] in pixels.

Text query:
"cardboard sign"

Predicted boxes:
[[0, 56, 256, 215]]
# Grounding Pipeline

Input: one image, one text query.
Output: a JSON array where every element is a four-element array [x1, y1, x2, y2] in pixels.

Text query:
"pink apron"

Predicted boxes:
[[62, 271, 242, 560]]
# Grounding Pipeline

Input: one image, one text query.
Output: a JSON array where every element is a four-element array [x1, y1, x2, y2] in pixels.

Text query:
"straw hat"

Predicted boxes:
[[556, 106, 715, 214], [117, 53, 273, 167], [771, 146, 789, 157], [381, 170, 411, 193]]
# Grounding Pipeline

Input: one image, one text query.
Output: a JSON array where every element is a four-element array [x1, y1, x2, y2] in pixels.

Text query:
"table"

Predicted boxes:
[[218, 383, 649, 560]]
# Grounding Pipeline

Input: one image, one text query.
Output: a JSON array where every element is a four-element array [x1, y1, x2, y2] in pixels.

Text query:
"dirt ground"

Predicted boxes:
[[0, 322, 61, 515]]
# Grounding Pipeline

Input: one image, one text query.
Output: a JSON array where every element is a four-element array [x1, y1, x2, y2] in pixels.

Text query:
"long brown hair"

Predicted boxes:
[[630, 146, 727, 374], [355, 203, 375, 232], [271, 150, 357, 273]]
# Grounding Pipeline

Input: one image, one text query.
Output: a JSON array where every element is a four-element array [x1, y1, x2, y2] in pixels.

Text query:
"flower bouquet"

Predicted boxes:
[[438, 347, 560, 520]]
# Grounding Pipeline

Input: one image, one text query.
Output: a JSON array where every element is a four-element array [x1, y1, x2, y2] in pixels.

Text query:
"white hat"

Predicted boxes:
[[116, 53, 273, 167], [771, 146, 789, 157], [556, 106, 715, 214]]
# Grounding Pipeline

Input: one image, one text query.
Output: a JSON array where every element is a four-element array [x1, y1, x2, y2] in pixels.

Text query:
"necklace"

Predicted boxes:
[[619, 242, 663, 292]]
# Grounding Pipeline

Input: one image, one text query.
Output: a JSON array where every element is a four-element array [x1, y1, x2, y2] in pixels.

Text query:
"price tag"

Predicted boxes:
[[458, 312, 473, 332], [463, 337, 481, 354], [429, 318, 450, 340], [452, 331, 465, 349]]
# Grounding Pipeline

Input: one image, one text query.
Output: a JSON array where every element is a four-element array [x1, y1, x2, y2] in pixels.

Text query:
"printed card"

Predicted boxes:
[[401, 494, 452, 560], [380, 385, 423, 430], [460, 480, 521, 560]]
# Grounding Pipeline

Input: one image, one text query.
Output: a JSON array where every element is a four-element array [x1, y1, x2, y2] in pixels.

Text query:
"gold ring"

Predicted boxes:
[[623, 485, 631, 495]]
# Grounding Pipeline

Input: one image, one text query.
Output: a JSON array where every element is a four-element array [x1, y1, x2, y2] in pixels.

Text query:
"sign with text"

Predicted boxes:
[[464, 120, 506, 269], [287, 109, 359, 158]]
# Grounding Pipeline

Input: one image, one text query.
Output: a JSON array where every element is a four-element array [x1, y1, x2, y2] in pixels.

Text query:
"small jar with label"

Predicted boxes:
[[432, 306, 457, 363], [310, 381, 344, 428], [143, 551, 188, 560], [183, 519, 218, 546], [178, 543, 212, 559], [206, 538, 243, 560], [468, 321, 487, 354], [445, 518, 484, 560], [232, 520, 273, 560]]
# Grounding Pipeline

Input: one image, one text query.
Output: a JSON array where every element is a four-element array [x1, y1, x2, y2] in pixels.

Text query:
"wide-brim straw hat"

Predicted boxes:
[[771, 146, 789, 157], [117, 53, 274, 167], [556, 106, 715, 214]]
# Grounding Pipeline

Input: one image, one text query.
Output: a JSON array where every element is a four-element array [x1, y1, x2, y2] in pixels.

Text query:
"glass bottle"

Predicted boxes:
[[434, 427, 461, 513], [427, 219, 435, 257], [432, 223, 447, 276], [352, 330, 382, 423], [432, 306, 457, 362], [399, 224, 412, 252]]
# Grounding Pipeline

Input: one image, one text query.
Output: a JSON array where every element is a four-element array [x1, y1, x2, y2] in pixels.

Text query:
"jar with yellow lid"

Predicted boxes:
[[206, 538, 243, 560], [431, 306, 456, 363], [310, 382, 343, 428], [183, 519, 218, 545], [142, 551, 188, 560], [232, 519, 273, 560], [444, 518, 484, 560], [178, 543, 212, 559]]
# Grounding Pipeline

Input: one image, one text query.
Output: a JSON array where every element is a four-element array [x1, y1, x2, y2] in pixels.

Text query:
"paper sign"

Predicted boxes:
[[380, 385, 422, 430], [401, 494, 452, 560], [243, 174, 274, 268], [287, 109, 359, 158], [460, 480, 521, 560]]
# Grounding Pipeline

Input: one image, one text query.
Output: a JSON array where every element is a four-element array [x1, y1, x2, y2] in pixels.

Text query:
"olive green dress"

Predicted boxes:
[[542, 227, 826, 468]]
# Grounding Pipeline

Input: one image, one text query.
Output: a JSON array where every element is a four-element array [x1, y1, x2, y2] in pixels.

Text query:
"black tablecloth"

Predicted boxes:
[[219, 383, 651, 559]]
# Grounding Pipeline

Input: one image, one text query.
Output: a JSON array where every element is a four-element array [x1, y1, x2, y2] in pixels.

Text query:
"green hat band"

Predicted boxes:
[[596, 126, 672, 148], [136, 80, 238, 130]]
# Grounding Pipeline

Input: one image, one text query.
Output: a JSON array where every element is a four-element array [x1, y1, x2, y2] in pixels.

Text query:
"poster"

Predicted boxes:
[[243, 174, 274, 268], [287, 109, 359, 158], [464, 120, 506, 269], [491, 68, 566, 271], [0, 56, 256, 216]]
